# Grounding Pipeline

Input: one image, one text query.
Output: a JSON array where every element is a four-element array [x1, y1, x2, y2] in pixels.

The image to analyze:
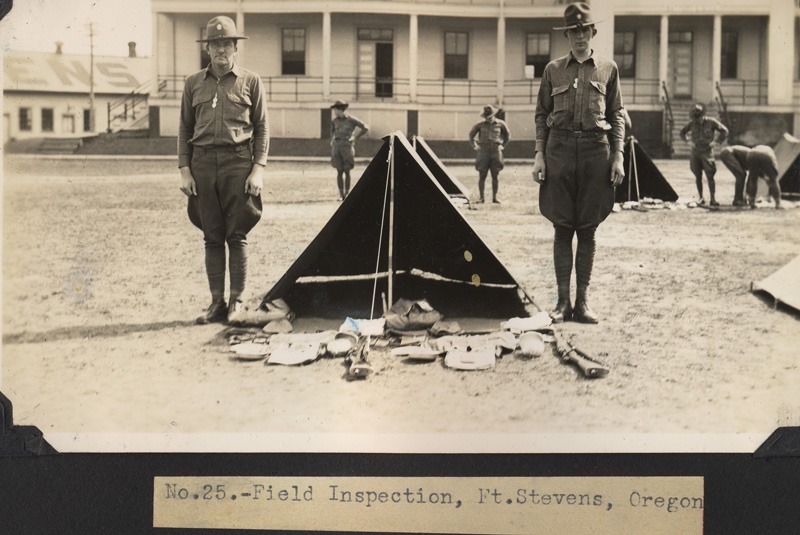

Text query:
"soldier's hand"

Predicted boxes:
[[246, 164, 265, 196], [610, 151, 625, 187], [532, 152, 546, 184], [179, 167, 196, 196]]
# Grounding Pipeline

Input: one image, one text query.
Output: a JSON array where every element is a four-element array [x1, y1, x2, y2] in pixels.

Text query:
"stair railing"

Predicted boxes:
[[661, 80, 675, 156], [714, 81, 731, 128]]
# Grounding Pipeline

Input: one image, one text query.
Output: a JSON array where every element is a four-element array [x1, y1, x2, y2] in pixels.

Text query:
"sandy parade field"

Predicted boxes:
[[2, 152, 798, 453]]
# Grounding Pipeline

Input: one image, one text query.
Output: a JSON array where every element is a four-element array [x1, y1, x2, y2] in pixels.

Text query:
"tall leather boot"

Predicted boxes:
[[573, 285, 599, 324], [550, 226, 574, 323]]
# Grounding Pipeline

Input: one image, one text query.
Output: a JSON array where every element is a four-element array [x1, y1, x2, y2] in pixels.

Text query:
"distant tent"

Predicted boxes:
[[261, 132, 533, 322], [751, 254, 800, 313], [774, 133, 800, 199], [412, 136, 472, 201], [616, 137, 679, 203]]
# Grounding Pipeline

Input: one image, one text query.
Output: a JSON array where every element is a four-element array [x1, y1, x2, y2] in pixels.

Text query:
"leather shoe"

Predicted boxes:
[[196, 300, 227, 325], [492, 197, 501, 204], [572, 299, 599, 324], [549, 300, 572, 323]]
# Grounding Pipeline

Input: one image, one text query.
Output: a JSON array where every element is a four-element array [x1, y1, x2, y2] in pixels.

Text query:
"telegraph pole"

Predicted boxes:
[[88, 21, 96, 132]]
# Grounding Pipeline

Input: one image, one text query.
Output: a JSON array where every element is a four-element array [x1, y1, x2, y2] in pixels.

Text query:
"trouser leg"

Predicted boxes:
[[205, 244, 227, 302], [478, 170, 488, 201], [574, 226, 599, 323], [491, 169, 499, 201], [551, 225, 574, 322]]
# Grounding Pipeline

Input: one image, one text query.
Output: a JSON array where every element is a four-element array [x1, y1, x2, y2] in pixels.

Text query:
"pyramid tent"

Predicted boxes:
[[412, 136, 472, 201], [262, 131, 533, 321], [774, 133, 800, 199], [616, 137, 679, 203], [751, 254, 800, 313]]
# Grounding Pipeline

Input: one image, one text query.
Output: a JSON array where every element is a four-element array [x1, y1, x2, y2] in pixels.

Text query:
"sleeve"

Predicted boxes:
[[353, 116, 368, 131], [177, 76, 195, 168], [501, 121, 510, 146], [716, 119, 729, 143], [604, 63, 625, 153], [534, 64, 553, 153], [249, 74, 269, 167], [468, 122, 480, 142], [679, 122, 690, 142]]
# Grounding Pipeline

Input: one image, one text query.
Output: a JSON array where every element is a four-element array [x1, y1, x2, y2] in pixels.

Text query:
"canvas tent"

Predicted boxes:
[[751, 254, 800, 313], [616, 137, 679, 203], [412, 136, 472, 201], [774, 132, 800, 199], [261, 131, 532, 321]]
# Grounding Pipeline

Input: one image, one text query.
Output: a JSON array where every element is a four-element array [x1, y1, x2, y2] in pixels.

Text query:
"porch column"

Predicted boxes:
[[496, 13, 505, 105], [767, 0, 794, 105], [236, 11, 245, 61], [323, 11, 331, 100], [151, 12, 160, 100], [409, 14, 418, 102], [712, 15, 722, 103], [659, 15, 669, 98]]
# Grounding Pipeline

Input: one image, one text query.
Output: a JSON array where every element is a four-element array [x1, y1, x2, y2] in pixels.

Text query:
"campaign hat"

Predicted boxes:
[[197, 16, 248, 42], [553, 2, 601, 31], [330, 100, 349, 110], [481, 105, 497, 118]]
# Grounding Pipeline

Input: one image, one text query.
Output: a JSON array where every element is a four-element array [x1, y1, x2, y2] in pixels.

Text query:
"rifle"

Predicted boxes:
[[550, 329, 609, 379]]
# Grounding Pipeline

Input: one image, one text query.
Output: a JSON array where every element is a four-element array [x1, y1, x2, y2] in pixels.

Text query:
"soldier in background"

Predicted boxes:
[[468, 104, 510, 204], [330, 100, 369, 201], [679, 103, 728, 207]]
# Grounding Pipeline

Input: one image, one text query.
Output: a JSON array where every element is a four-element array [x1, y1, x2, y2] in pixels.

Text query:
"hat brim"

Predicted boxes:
[[553, 20, 600, 31], [331, 104, 349, 110], [196, 36, 248, 43]]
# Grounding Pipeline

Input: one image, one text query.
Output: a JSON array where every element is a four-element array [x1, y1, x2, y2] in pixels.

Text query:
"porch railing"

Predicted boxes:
[[716, 79, 768, 106], [157, 75, 663, 106], [106, 81, 150, 133], [714, 81, 730, 128]]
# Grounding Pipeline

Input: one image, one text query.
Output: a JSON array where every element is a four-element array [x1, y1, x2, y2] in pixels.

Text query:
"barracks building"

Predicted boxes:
[[3, 42, 150, 144], [148, 0, 800, 156]]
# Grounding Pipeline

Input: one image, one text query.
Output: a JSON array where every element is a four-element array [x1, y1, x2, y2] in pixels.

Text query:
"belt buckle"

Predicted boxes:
[[572, 130, 583, 138]]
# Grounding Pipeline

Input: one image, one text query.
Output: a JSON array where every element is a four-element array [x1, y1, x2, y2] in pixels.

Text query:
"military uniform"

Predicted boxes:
[[679, 110, 728, 204], [331, 114, 367, 172], [720, 145, 780, 207]]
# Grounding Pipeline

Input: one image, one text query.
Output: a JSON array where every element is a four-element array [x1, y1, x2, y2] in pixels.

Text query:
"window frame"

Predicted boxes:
[[281, 27, 307, 76], [18, 107, 32, 131], [525, 32, 551, 79], [41, 108, 54, 133], [721, 31, 738, 80], [444, 31, 469, 80], [614, 31, 636, 78]]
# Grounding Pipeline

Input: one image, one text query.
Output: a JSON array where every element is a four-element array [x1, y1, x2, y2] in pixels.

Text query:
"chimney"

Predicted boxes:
[[55, 41, 63, 54], [128, 41, 137, 58]]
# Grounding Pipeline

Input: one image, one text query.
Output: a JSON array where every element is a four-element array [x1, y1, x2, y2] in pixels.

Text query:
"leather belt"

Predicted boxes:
[[197, 141, 251, 152], [552, 129, 607, 138]]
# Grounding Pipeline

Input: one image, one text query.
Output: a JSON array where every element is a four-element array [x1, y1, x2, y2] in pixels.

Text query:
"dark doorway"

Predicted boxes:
[[375, 42, 393, 98]]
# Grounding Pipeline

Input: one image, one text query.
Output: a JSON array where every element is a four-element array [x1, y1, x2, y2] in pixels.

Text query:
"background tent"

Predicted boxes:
[[262, 132, 532, 322], [616, 137, 679, 203], [774, 133, 800, 199], [412, 136, 472, 201], [751, 254, 800, 312]]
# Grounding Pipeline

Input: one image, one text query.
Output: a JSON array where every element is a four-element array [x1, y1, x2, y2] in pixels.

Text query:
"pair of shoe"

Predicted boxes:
[[549, 299, 599, 324], [195, 299, 244, 325]]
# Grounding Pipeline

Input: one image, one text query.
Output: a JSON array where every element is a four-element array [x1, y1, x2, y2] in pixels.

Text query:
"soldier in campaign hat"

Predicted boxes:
[[178, 16, 270, 325], [531, 2, 625, 324], [468, 104, 510, 203], [329, 100, 369, 200], [679, 102, 728, 206]]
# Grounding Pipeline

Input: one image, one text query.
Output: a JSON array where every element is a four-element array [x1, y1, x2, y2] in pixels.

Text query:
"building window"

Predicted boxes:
[[358, 28, 393, 41], [721, 31, 738, 79], [19, 108, 32, 131], [526, 33, 550, 78], [282, 28, 306, 75], [614, 31, 636, 78], [83, 109, 92, 132], [41, 108, 54, 132], [444, 31, 469, 79]]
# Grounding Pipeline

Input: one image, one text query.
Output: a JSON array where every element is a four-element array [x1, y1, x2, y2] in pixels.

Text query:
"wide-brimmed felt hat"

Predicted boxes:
[[481, 105, 497, 118], [330, 100, 349, 110], [691, 102, 706, 117], [553, 2, 602, 31], [197, 16, 248, 43]]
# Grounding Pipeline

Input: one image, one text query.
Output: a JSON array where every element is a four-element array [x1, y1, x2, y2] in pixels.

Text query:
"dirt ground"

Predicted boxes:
[[2, 154, 798, 452]]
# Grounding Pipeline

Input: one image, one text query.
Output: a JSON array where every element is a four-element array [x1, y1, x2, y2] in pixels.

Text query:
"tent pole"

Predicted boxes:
[[631, 137, 641, 203], [627, 137, 632, 202], [388, 133, 396, 309]]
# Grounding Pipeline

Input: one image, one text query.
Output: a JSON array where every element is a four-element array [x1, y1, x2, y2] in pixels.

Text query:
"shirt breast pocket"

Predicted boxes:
[[588, 81, 607, 116], [192, 91, 215, 112], [226, 93, 252, 124], [551, 84, 571, 112]]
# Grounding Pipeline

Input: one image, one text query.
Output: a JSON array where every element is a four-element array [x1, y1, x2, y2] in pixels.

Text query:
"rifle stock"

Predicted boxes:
[[551, 329, 609, 379]]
